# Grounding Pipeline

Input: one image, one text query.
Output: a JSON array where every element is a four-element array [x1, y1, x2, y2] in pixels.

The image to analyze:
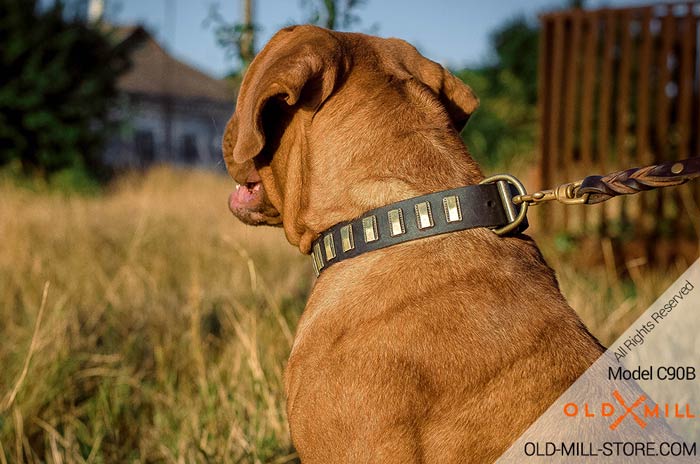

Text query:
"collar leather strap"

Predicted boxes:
[[310, 179, 528, 276]]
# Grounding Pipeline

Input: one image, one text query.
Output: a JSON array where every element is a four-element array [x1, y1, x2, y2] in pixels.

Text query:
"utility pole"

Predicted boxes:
[[162, 0, 176, 160], [87, 0, 104, 22], [239, 0, 255, 70]]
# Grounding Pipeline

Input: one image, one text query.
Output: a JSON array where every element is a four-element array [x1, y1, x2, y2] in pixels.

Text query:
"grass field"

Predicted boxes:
[[0, 167, 695, 463]]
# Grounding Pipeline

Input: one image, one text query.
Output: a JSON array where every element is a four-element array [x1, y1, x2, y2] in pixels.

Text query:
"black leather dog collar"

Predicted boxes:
[[310, 177, 528, 276]]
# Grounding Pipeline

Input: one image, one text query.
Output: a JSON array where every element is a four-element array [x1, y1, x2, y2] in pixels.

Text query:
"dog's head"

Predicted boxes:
[[224, 25, 479, 252]]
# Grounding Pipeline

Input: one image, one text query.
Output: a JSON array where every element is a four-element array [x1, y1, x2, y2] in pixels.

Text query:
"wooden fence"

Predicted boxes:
[[538, 2, 700, 245]]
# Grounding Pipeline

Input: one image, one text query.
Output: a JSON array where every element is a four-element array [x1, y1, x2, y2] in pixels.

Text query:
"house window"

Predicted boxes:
[[181, 134, 198, 164], [134, 130, 155, 167]]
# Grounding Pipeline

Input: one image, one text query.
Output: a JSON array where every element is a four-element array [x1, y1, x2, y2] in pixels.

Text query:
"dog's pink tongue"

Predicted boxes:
[[229, 183, 262, 211]]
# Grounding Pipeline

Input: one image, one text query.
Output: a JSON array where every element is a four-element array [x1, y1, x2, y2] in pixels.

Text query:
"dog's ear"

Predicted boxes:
[[225, 25, 348, 165], [426, 65, 479, 132], [383, 39, 479, 132]]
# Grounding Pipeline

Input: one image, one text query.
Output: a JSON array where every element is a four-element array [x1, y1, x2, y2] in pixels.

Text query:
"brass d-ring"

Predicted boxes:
[[479, 174, 529, 236]]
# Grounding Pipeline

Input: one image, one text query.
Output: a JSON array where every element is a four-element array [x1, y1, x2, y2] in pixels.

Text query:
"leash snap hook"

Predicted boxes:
[[555, 181, 589, 205], [513, 181, 590, 206], [479, 174, 529, 236]]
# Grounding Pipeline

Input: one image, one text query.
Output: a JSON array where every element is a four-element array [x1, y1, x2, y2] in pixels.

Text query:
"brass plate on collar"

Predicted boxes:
[[313, 243, 324, 271], [362, 216, 378, 242], [323, 234, 336, 260], [311, 254, 319, 276], [388, 209, 405, 236], [443, 195, 462, 223], [415, 202, 434, 229], [340, 225, 354, 252]]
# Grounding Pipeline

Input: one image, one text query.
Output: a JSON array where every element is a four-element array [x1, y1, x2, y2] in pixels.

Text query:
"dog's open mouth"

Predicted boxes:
[[228, 176, 282, 226], [230, 181, 262, 209]]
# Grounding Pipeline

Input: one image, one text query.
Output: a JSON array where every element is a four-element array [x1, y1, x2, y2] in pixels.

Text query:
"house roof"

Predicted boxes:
[[110, 25, 236, 103]]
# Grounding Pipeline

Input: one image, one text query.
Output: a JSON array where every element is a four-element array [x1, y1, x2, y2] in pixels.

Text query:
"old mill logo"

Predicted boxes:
[[564, 390, 696, 430]]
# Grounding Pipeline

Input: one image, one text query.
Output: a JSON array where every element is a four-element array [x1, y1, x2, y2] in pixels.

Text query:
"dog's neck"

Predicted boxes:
[[301, 84, 483, 252]]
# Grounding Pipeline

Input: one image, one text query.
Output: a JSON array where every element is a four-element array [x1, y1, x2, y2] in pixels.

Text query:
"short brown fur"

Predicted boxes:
[[223, 25, 605, 463]]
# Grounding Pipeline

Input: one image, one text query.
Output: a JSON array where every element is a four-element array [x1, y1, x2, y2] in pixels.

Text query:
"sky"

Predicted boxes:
[[103, 0, 665, 78]]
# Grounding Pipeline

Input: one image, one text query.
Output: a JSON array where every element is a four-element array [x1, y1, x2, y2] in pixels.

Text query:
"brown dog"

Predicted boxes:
[[224, 25, 605, 463]]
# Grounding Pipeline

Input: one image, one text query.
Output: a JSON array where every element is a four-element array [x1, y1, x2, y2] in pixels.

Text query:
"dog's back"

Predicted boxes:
[[286, 229, 604, 463]]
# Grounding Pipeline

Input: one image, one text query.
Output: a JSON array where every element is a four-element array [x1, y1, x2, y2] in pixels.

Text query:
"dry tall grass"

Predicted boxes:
[[1, 168, 308, 463], [0, 167, 694, 463]]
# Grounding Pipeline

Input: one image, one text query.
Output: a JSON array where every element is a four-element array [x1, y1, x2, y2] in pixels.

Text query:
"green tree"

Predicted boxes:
[[0, 0, 135, 181], [458, 67, 538, 170], [458, 15, 540, 169], [205, 0, 257, 73], [486, 15, 539, 105], [301, 0, 366, 30], [207, 0, 368, 78]]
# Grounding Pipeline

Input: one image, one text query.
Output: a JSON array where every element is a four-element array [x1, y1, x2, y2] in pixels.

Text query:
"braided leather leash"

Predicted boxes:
[[512, 156, 700, 207]]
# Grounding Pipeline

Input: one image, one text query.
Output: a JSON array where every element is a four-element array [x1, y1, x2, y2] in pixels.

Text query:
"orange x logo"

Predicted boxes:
[[609, 390, 647, 430]]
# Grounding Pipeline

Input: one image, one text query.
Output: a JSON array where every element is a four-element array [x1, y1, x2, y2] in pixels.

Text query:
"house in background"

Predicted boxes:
[[103, 25, 236, 170]]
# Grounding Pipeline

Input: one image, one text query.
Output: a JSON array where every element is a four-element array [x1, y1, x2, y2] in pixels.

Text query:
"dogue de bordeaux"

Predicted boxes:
[[223, 24, 606, 463]]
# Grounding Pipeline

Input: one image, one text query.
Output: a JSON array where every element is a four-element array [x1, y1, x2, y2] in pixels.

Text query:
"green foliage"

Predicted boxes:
[[208, 0, 368, 77], [458, 16, 540, 170], [300, 0, 367, 30], [458, 67, 538, 170], [0, 159, 101, 195], [488, 15, 540, 105], [554, 231, 577, 253], [0, 0, 134, 183], [204, 2, 258, 70]]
